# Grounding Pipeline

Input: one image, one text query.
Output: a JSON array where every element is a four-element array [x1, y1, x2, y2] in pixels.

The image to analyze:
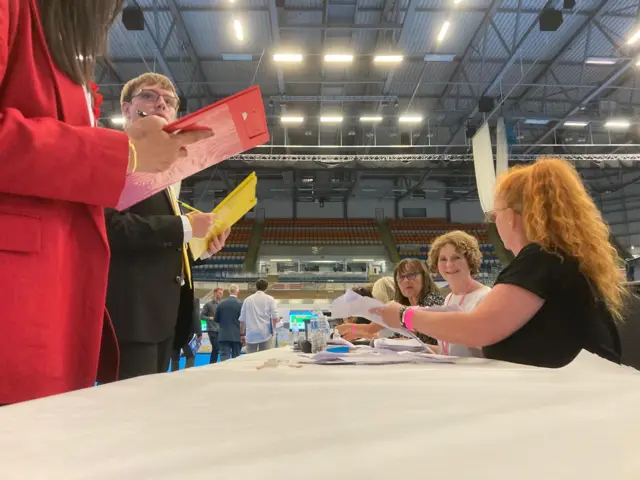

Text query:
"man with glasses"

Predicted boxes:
[[105, 73, 230, 380]]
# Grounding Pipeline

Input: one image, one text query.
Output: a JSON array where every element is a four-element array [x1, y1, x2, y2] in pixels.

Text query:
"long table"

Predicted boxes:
[[1, 348, 639, 479]]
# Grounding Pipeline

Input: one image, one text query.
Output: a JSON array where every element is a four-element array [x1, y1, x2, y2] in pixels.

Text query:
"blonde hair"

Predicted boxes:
[[372, 277, 395, 303], [428, 230, 482, 275], [495, 157, 627, 320], [120, 73, 178, 105]]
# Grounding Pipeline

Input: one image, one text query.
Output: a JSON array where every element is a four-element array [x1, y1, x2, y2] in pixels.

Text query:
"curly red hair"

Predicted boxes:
[[495, 157, 627, 320]]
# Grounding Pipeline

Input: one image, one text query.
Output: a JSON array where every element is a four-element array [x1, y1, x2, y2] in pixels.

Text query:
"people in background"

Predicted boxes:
[[0, 0, 213, 404], [215, 285, 244, 361], [105, 72, 229, 380], [170, 296, 203, 371], [201, 287, 224, 364], [240, 279, 279, 354], [428, 230, 491, 357], [374, 158, 625, 368]]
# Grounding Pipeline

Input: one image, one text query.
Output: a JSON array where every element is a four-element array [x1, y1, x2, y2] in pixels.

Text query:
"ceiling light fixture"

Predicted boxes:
[[399, 115, 423, 123], [360, 116, 383, 122], [563, 121, 589, 127], [273, 53, 303, 63], [437, 21, 451, 42], [585, 57, 618, 65], [320, 115, 344, 123], [281, 116, 305, 124], [604, 119, 630, 129], [233, 19, 244, 41], [373, 54, 404, 64]]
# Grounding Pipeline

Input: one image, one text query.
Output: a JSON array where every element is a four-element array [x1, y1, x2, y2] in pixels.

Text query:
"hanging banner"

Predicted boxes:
[[496, 117, 508, 176], [472, 123, 496, 213]]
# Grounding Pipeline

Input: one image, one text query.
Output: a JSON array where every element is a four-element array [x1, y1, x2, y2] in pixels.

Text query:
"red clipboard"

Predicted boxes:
[[116, 86, 269, 210]]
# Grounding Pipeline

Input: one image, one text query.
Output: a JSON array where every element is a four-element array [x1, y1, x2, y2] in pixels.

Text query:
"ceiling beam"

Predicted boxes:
[[397, 172, 430, 201], [523, 60, 636, 154], [268, 0, 285, 95], [415, 0, 503, 146], [443, 0, 555, 152], [514, 0, 611, 107], [165, 0, 216, 102]]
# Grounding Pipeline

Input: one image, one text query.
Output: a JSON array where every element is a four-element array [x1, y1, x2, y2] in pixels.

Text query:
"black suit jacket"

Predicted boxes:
[[105, 190, 193, 345], [214, 296, 243, 343]]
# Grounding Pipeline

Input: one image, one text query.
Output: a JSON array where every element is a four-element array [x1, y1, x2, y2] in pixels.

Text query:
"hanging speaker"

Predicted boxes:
[[122, 6, 145, 31], [563, 0, 576, 9], [478, 96, 494, 113], [539, 8, 563, 32]]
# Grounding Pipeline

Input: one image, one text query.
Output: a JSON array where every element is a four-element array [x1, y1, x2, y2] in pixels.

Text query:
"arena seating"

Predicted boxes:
[[192, 220, 254, 281], [277, 272, 369, 283], [261, 218, 382, 245], [388, 219, 501, 281]]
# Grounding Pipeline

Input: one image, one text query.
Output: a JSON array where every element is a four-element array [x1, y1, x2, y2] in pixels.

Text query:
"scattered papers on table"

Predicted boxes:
[[373, 337, 429, 352], [303, 348, 456, 366]]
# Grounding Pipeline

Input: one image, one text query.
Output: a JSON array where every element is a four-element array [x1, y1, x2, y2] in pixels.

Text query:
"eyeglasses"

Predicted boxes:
[[132, 89, 180, 109], [484, 207, 507, 223], [397, 272, 421, 282]]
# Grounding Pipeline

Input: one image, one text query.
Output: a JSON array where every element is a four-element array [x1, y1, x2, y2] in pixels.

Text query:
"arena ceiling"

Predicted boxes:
[[99, 0, 640, 202]]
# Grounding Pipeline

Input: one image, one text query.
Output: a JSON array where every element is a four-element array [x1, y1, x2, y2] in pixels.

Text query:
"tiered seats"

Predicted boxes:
[[262, 218, 382, 245], [389, 219, 500, 277], [192, 220, 253, 280]]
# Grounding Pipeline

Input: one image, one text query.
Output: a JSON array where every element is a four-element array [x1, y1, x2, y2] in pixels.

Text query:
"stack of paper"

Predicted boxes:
[[305, 349, 455, 365], [189, 172, 257, 259], [331, 290, 432, 350], [373, 337, 429, 353]]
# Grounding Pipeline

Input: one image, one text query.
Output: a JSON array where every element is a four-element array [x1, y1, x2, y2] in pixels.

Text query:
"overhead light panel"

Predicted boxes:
[[605, 119, 630, 129], [563, 121, 589, 127], [273, 53, 303, 63], [424, 54, 456, 62], [628, 29, 640, 45], [281, 116, 305, 124], [524, 118, 550, 125], [222, 53, 253, 61], [324, 54, 353, 63], [373, 54, 404, 64], [585, 57, 618, 65], [360, 116, 383, 123], [320, 115, 344, 123], [233, 19, 244, 41], [399, 115, 423, 123], [437, 21, 451, 42]]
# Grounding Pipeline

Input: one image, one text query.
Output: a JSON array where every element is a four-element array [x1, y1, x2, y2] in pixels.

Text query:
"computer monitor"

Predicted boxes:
[[289, 310, 318, 330]]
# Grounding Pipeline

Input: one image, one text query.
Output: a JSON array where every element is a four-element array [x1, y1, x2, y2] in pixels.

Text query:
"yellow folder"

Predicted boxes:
[[189, 172, 258, 259]]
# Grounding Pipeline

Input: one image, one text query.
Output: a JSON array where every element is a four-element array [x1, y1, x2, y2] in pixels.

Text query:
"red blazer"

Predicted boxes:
[[0, 0, 129, 403]]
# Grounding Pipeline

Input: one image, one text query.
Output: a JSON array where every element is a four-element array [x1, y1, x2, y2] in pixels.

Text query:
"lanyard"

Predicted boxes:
[[441, 278, 474, 355]]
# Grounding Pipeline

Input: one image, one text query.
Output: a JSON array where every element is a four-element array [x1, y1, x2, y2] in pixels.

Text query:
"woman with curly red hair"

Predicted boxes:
[[374, 158, 624, 367]]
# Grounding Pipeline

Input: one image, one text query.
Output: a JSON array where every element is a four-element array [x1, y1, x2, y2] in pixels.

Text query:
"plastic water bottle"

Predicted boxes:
[[290, 325, 299, 351]]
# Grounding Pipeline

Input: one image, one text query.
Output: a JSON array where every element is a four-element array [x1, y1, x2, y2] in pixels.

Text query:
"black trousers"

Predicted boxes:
[[208, 331, 220, 364], [118, 336, 174, 380], [170, 346, 196, 371], [219, 341, 241, 361]]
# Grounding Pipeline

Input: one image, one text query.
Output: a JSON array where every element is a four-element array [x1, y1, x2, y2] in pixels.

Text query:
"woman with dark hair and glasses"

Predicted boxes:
[[339, 260, 444, 343], [0, 0, 212, 404]]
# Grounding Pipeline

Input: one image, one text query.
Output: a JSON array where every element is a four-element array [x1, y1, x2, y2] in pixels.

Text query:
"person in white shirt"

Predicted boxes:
[[240, 279, 279, 354], [428, 230, 491, 357]]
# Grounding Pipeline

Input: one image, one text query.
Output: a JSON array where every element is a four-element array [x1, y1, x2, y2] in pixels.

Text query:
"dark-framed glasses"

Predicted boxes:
[[132, 89, 179, 109], [484, 207, 507, 223]]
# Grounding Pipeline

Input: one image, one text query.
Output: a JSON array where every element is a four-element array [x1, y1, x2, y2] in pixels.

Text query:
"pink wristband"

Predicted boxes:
[[403, 308, 415, 331]]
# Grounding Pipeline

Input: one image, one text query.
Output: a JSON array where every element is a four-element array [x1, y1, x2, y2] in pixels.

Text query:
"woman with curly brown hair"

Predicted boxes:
[[429, 230, 491, 357], [374, 158, 624, 368]]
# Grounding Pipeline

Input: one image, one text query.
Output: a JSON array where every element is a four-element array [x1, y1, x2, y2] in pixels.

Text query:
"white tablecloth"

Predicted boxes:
[[1, 348, 639, 479]]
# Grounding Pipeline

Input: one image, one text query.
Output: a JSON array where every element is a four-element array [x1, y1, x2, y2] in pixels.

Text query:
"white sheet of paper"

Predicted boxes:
[[331, 290, 432, 350]]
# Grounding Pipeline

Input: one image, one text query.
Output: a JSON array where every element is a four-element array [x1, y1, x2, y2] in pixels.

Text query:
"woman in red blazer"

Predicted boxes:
[[0, 0, 211, 404]]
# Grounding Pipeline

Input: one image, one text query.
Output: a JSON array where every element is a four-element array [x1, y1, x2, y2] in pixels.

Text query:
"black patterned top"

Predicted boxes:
[[392, 291, 445, 344]]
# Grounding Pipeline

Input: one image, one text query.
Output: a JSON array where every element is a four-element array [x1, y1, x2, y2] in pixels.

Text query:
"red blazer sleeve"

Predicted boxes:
[[0, 0, 129, 208]]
